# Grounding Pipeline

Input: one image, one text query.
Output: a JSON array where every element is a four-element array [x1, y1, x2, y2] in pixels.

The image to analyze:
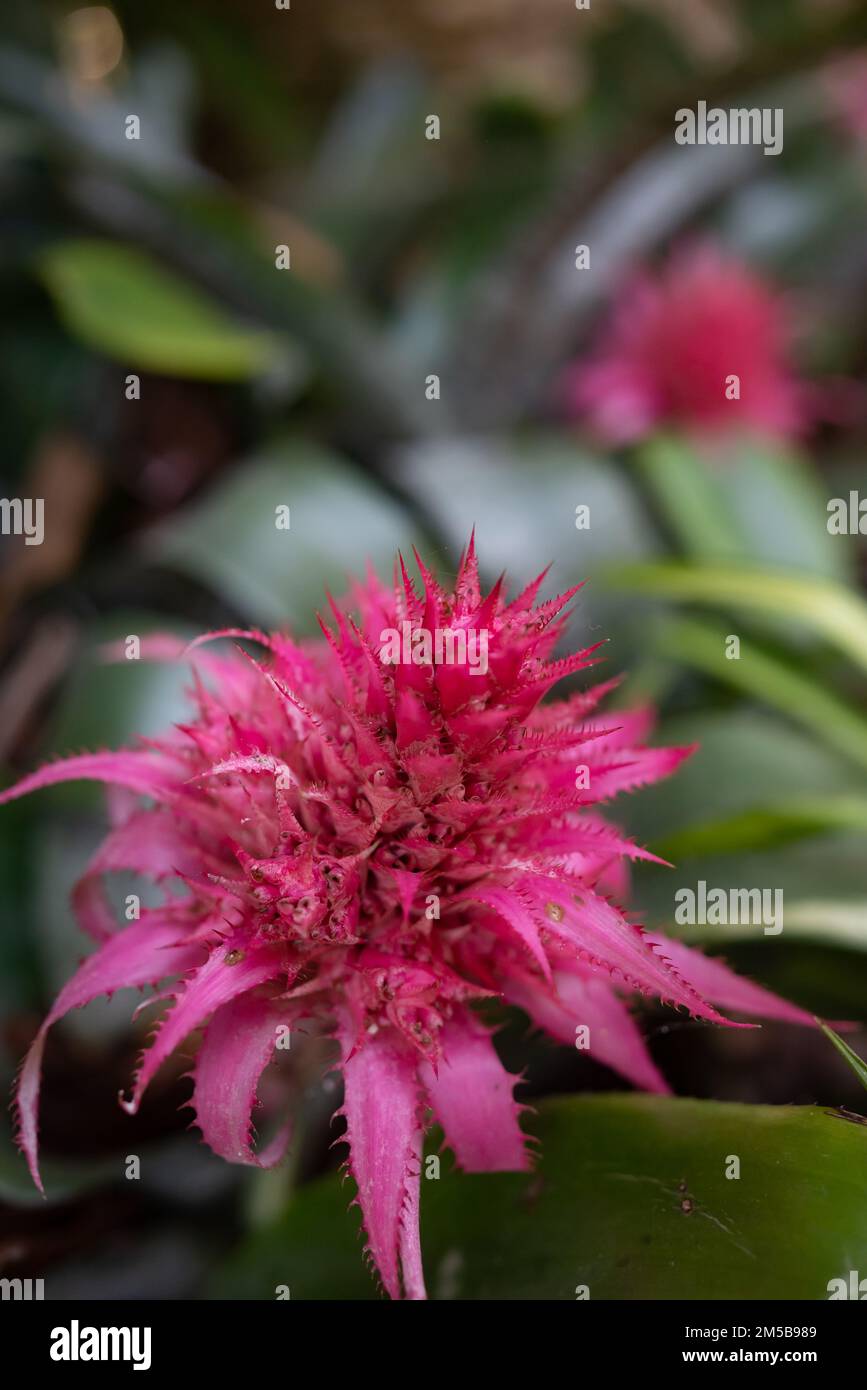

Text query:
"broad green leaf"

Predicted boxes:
[[634, 436, 743, 561], [634, 437, 850, 582], [660, 616, 867, 772], [36, 240, 288, 381], [47, 613, 198, 755], [668, 903, 867, 954], [209, 1096, 867, 1300], [146, 441, 433, 630], [625, 709, 867, 846], [25, 613, 198, 815], [824, 457, 867, 561], [637, 832, 867, 967], [656, 798, 867, 860], [305, 66, 435, 256], [820, 1023, 867, 1091], [139, 186, 433, 435], [620, 710, 867, 957], [392, 433, 662, 661], [782, 901, 867, 949], [396, 433, 659, 582], [718, 441, 852, 583], [608, 560, 867, 675]]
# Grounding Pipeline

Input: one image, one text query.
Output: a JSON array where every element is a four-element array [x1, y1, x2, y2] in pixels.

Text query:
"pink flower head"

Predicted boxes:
[[562, 245, 809, 444], [1, 538, 814, 1298]]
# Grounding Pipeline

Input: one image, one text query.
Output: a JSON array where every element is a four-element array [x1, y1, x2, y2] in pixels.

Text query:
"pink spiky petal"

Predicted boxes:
[[646, 934, 819, 1027], [17, 920, 204, 1190], [191, 993, 294, 1166], [420, 1014, 530, 1171], [505, 964, 670, 1094], [337, 1022, 426, 1300], [120, 938, 288, 1115], [0, 750, 177, 806]]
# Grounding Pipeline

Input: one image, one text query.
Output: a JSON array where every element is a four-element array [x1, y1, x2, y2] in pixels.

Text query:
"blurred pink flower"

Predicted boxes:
[[562, 247, 809, 444], [1, 540, 816, 1298], [823, 50, 867, 143]]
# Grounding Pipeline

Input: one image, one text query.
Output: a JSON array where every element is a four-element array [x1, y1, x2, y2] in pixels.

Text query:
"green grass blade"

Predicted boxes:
[[660, 616, 867, 772], [656, 797, 867, 859], [819, 1022, 867, 1092], [608, 561, 867, 675]]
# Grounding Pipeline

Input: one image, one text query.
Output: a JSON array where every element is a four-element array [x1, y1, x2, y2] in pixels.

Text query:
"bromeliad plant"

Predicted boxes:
[[1, 538, 815, 1299], [562, 245, 810, 444]]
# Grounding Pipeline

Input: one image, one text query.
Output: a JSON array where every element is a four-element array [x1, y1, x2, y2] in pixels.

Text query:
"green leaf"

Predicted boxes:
[[608, 560, 867, 675], [620, 710, 867, 957], [666, 903, 867, 956], [634, 437, 851, 583], [36, 240, 288, 380], [209, 1096, 867, 1299], [717, 441, 852, 583], [781, 902, 867, 949], [642, 835, 867, 965], [819, 1023, 867, 1092], [146, 441, 433, 629], [635, 436, 852, 580], [660, 616, 867, 772], [634, 436, 743, 562], [27, 613, 198, 815], [393, 432, 662, 661], [47, 613, 198, 753], [656, 798, 867, 860], [625, 709, 867, 846]]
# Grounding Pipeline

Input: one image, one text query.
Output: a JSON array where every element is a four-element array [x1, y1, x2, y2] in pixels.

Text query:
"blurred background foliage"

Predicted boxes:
[[1, 0, 867, 1299]]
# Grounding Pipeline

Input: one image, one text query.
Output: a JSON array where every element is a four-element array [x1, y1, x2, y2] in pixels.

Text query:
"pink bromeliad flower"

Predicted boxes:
[[562, 246, 809, 444], [1, 539, 814, 1299]]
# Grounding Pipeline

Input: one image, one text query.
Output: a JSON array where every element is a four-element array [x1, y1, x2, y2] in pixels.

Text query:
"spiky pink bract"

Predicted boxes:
[[1, 538, 814, 1298], [562, 245, 808, 444]]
